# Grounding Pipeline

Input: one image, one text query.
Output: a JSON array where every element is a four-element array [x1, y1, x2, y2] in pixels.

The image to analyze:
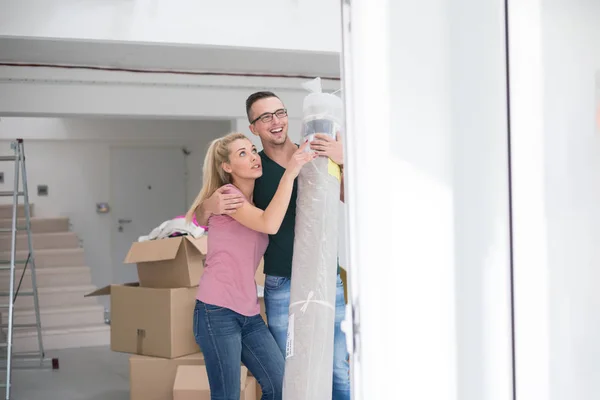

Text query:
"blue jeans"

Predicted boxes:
[[193, 300, 285, 400], [264, 274, 351, 400]]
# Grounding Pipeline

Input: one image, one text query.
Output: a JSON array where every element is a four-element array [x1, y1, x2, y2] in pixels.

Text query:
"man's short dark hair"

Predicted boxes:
[[246, 91, 280, 122]]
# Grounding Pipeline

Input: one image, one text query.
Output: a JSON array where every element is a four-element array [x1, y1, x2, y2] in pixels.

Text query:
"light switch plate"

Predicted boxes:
[[37, 185, 48, 196]]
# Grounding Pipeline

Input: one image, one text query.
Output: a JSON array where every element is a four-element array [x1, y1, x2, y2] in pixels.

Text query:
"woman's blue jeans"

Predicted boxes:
[[193, 300, 285, 400]]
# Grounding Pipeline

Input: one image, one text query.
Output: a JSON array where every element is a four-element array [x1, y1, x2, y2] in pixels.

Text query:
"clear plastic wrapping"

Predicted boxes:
[[300, 77, 344, 144], [283, 78, 343, 400]]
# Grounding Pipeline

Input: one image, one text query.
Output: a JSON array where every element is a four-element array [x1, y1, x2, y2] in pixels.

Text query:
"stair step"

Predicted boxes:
[[0, 232, 80, 251], [0, 248, 85, 268], [7, 324, 110, 352], [0, 266, 92, 289], [0, 204, 34, 220], [0, 217, 69, 234], [8, 285, 99, 310], [1, 304, 105, 329]]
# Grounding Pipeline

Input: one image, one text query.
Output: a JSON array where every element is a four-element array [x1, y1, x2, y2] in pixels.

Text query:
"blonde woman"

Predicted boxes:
[[185, 132, 314, 400]]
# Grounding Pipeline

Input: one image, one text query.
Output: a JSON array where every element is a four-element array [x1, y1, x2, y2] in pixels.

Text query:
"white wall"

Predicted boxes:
[[0, 0, 341, 53], [542, 1, 600, 399], [345, 0, 513, 399], [509, 0, 600, 398], [507, 1, 551, 399], [447, 2, 514, 399], [0, 117, 229, 296]]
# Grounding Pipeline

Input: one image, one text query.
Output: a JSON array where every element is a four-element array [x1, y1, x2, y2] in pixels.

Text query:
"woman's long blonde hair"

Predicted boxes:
[[185, 132, 248, 224]]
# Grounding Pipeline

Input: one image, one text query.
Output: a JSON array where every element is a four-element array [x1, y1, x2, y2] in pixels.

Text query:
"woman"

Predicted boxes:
[[185, 132, 315, 400]]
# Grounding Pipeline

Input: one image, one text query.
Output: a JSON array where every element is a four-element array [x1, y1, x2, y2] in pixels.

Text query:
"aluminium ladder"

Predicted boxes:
[[0, 139, 57, 400]]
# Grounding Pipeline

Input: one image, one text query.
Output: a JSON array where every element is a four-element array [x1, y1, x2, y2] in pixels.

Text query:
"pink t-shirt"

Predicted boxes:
[[196, 184, 268, 316]]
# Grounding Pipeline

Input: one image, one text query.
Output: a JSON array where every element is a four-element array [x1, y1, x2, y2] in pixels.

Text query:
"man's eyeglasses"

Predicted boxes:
[[250, 109, 288, 124]]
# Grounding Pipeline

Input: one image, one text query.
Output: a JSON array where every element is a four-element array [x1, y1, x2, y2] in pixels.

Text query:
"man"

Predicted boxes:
[[196, 91, 350, 400]]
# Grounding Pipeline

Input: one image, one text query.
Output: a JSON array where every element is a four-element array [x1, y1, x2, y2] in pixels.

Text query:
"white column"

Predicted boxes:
[[343, 1, 513, 399], [507, 0, 551, 399]]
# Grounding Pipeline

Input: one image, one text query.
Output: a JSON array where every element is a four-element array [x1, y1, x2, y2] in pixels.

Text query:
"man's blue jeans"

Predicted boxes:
[[264, 274, 351, 400], [193, 300, 285, 400]]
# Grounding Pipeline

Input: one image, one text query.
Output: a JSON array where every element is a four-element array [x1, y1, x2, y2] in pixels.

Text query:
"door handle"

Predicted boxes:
[[118, 219, 132, 224]]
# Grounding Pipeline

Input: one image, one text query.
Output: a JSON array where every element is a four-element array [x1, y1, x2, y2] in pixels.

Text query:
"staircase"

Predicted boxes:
[[0, 204, 109, 353]]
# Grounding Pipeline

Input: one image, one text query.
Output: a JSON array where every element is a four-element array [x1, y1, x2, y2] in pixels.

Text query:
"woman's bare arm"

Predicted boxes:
[[230, 172, 295, 234]]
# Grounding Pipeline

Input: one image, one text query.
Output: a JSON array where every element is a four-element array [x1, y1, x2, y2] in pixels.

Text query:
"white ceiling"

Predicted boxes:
[[0, 36, 341, 79]]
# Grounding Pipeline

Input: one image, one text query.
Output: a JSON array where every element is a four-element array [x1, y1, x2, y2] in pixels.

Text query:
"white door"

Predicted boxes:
[[110, 146, 187, 284]]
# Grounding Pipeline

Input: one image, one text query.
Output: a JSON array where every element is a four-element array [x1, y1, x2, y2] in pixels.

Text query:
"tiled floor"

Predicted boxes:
[[5, 346, 129, 400]]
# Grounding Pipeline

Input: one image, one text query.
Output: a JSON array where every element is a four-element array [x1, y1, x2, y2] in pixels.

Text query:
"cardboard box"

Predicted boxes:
[[124, 236, 207, 288], [173, 365, 256, 400], [130, 352, 205, 400], [85, 284, 199, 358], [254, 373, 263, 400], [243, 377, 258, 400]]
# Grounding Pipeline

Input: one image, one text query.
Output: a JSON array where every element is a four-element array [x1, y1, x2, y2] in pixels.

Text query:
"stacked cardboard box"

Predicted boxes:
[[85, 235, 207, 400], [173, 365, 258, 400], [84, 234, 267, 400], [130, 352, 207, 400]]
